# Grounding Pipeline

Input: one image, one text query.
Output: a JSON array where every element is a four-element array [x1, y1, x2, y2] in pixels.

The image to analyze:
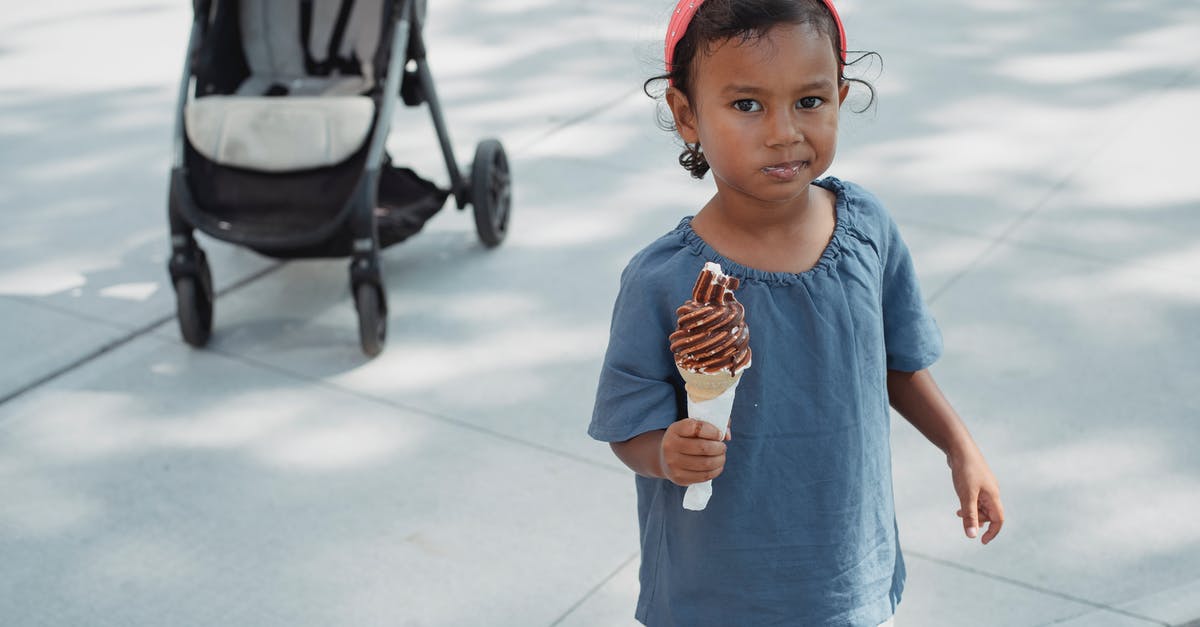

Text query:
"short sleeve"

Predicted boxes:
[[881, 215, 943, 372], [589, 261, 683, 442]]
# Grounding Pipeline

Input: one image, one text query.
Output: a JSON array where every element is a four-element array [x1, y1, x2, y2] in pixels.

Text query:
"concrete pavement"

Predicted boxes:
[[1, 1, 1199, 625]]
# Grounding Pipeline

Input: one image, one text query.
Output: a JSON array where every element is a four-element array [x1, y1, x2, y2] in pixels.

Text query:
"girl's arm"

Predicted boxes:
[[611, 430, 669, 479], [887, 368, 1005, 544], [610, 420, 727, 485]]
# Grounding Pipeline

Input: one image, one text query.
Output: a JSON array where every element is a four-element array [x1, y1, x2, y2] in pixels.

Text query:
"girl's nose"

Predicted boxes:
[[766, 110, 804, 147]]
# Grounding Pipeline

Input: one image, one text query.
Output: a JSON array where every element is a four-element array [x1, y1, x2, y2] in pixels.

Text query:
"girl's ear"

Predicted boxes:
[[666, 87, 700, 144], [838, 80, 850, 105]]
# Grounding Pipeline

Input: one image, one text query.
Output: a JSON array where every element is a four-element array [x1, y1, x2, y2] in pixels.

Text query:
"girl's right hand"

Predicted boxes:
[[660, 419, 727, 486]]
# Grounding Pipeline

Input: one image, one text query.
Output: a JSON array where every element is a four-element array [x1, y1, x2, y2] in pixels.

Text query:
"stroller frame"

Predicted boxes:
[[167, 0, 511, 356]]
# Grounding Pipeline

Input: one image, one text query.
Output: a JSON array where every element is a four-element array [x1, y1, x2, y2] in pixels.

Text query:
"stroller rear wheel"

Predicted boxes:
[[471, 139, 511, 248], [354, 282, 387, 357], [174, 253, 214, 347]]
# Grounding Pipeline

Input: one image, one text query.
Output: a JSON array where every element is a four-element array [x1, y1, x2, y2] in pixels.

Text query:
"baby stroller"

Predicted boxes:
[[167, 0, 512, 356]]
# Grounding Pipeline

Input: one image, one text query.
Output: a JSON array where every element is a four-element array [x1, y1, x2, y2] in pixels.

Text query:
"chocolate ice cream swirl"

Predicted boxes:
[[669, 264, 752, 375]]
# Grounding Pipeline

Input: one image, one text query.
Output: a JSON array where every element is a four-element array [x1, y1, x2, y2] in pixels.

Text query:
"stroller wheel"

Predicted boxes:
[[354, 283, 387, 357], [174, 257, 214, 347], [470, 139, 511, 248]]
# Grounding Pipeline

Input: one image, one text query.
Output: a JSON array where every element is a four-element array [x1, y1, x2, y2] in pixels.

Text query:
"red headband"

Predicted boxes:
[[664, 0, 847, 74]]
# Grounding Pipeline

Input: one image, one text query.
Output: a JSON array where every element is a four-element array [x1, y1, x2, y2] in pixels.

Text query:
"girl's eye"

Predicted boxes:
[[732, 99, 762, 113], [797, 96, 824, 109]]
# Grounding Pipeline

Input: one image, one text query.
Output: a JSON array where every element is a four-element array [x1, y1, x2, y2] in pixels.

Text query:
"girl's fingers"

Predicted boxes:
[[674, 450, 725, 470], [678, 439, 726, 457], [960, 490, 980, 539], [664, 457, 725, 486], [981, 519, 1003, 544], [676, 442, 720, 461], [958, 494, 1006, 544], [980, 493, 1006, 545], [675, 465, 724, 483], [680, 419, 723, 441]]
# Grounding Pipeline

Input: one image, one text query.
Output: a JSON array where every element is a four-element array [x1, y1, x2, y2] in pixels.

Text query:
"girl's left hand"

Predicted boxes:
[[949, 450, 1005, 544]]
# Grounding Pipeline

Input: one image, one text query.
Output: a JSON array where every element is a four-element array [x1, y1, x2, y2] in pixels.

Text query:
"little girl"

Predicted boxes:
[[589, 0, 1005, 625]]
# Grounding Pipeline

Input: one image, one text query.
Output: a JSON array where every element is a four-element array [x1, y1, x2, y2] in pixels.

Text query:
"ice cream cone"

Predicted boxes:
[[671, 262, 751, 511], [677, 367, 743, 402]]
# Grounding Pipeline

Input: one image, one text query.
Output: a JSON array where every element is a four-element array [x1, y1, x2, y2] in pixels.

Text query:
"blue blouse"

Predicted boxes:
[[589, 178, 942, 626]]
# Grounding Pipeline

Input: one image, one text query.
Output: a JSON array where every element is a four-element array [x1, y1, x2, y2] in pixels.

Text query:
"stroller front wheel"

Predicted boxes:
[[175, 275, 213, 347], [470, 138, 511, 248], [354, 283, 387, 357], [172, 246, 214, 347]]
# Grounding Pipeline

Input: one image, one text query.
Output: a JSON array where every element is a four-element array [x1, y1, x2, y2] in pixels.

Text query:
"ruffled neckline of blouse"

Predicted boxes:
[[675, 177, 852, 286]]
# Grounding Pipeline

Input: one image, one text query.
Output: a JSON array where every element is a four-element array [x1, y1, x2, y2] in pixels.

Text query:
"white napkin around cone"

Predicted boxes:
[[682, 378, 740, 511]]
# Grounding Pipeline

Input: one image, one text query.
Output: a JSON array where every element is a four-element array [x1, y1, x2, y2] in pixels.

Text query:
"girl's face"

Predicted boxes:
[[669, 23, 848, 209]]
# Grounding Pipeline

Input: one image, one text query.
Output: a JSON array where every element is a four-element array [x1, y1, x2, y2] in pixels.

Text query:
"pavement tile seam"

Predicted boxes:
[[920, 183, 1200, 305], [923, 166, 1085, 305], [897, 218, 1200, 299], [1, 293, 142, 333], [1038, 608, 1169, 627], [923, 61, 1200, 306], [0, 261, 286, 409], [0, 314, 163, 408], [549, 551, 640, 627], [196, 342, 632, 477], [1116, 577, 1200, 627], [906, 551, 1170, 627], [544, 152, 663, 177], [511, 87, 643, 155]]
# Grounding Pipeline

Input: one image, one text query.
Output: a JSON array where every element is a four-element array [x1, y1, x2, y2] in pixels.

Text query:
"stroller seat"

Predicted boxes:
[[186, 96, 374, 172], [184, 0, 382, 172]]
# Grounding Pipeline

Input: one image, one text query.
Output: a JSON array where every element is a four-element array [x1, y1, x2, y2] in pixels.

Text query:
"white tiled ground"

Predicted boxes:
[[2, 1, 1199, 626], [0, 336, 637, 627]]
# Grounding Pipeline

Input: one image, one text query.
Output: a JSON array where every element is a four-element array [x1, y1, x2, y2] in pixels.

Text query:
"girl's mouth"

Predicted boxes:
[[761, 160, 808, 180]]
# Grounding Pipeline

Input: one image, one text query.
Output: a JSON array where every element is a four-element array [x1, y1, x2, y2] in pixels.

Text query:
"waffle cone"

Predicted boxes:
[[677, 367, 742, 402]]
